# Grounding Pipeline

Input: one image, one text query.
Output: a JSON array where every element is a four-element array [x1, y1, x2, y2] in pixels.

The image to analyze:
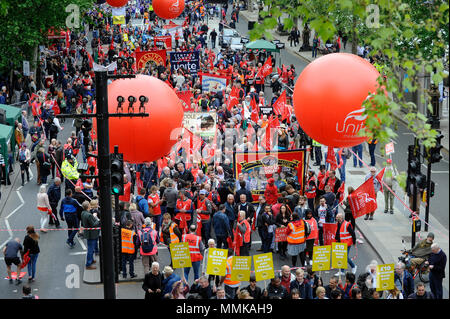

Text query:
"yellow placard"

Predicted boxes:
[[170, 242, 192, 269], [312, 245, 331, 271], [376, 264, 395, 291], [253, 253, 274, 282], [206, 248, 228, 276], [113, 15, 125, 25], [122, 33, 129, 42], [332, 242, 348, 269], [231, 256, 252, 282]]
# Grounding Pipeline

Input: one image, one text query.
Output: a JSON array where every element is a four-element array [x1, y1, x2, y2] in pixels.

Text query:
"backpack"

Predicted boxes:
[[303, 220, 311, 238], [19, 150, 26, 163], [120, 210, 132, 228], [136, 196, 147, 212], [140, 230, 154, 253]]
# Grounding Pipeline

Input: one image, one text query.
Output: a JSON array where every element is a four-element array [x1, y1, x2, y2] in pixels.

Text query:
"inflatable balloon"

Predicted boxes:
[[152, 0, 185, 20], [106, 0, 128, 7], [292, 53, 381, 148], [107, 75, 184, 163]]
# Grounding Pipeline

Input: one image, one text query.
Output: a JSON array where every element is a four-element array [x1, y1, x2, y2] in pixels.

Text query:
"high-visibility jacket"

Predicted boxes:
[[223, 256, 240, 287], [182, 233, 203, 262], [305, 218, 318, 241], [234, 219, 251, 247], [159, 222, 180, 244], [305, 176, 317, 199], [121, 228, 135, 254], [61, 158, 80, 180], [338, 221, 353, 247], [286, 220, 306, 245], [148, 193, 161, 216], [196, 198, 210, 221], [312, 139, 321, 147]]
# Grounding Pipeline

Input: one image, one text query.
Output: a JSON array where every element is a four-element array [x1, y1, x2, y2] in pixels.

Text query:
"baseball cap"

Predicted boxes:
[[199, 189, 207, 195]]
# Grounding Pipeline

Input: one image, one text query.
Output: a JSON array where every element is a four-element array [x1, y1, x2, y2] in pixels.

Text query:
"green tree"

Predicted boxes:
[[251, 0, 449, 152], [0, 0, 94, 73]]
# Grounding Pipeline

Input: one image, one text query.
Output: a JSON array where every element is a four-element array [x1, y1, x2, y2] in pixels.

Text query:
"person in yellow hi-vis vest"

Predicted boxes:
[[219, 248, 240, 299], [61, 155, 79, 192], [121, 220, 137, 278]]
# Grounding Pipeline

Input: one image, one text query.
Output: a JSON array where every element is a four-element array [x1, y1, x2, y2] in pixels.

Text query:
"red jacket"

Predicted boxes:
[[264, 179, 279, 205]]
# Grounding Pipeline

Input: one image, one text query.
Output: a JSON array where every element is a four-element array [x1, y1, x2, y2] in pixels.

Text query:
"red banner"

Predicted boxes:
[[256, 55, 273, 79], [135, 50, 167, 70], [154, 36, 172, 50], [348, 176, 378, 219], [272, 90, 286, 116], [323, 223, 337, 246], [234, 149, 306, 202], [275, 227, 288, 242], [177, 90, 195, 112]]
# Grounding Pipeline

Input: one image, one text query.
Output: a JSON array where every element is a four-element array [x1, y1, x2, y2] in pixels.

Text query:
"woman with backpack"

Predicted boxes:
[[36, 147, 51, 185], [18, 143, 31, 186], [136, 218, 159, 274]]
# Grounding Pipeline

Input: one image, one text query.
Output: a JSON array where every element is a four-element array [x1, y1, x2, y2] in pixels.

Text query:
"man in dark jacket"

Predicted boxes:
[[190, 276, 215, 299], [177, 162, 194, 183], [234, 194, 255, 226], [81, 201, 100, 269], [427, 243, 447, 299], [244, 275, 263, 299], [408, 282, 435, 299], [263, 277, 288, 299], [60, 189, 82, 248], [54, 140, 64, 182], [225, 194, 236, 231], [138, 162, 158, 193], [212, 204, 232, 249], [234, 181, 252, 203], [289, 268, 313, 299], [394, 262, 414, 298], [47, 177, 62, 228]]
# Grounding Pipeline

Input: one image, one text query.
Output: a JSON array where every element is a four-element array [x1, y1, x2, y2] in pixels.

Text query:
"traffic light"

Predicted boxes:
[[110, 152, 124, 195], [430, 180, 435, 197], [407, 145, 427, 189], [430, 134, 444, 164]]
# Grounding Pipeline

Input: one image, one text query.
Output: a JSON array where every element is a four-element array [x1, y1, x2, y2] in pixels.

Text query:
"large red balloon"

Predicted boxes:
[[107, 75, 184, 163], [153, 0, 185, 20], [106, 0, 128, 7], [292, 53, 381, 148]]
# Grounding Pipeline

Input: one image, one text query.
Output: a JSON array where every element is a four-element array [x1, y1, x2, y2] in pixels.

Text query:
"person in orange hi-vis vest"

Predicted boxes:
[[159, 213, 182, 268], [219, 248, 240, 299], [121, 220, 137, 278], [174, 191, 193, 235], [233, 211, 251, 256], [182, 225, 205, 281], [304, 209, 318, 266], [334, 213, 357, 276], [286, 212, 310, 267]]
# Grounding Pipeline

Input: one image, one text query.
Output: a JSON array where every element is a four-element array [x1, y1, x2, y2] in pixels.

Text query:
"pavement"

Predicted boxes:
[[239, 9, 449, 298]]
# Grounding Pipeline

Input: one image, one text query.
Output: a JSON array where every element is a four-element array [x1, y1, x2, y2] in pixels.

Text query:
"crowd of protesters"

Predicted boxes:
[[0, 0, 445, 300]]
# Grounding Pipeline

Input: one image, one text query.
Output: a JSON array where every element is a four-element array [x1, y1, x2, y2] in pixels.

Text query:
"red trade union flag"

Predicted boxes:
[[272, 90, 286, 116], [157, 157, 168, 178], [250, 97, 259, 123], [176, 90, 194, 111], [323, 223, 337, 246], [256, 56, 273, 79], [326, 147, 338, 171], [268, 114, 280, 128], [337, 181, 345, 204], [376, 167, 386, 193], [348, 176, 378, 219], [226, 86, 240, 111]]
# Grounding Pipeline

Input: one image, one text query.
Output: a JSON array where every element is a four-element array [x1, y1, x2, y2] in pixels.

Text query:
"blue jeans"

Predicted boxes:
[[27, 253, 39, 278], [122, 253, 135, 277], [184, 260, 201, 281], [86, 238, 97, 267], [65, 213, 78, 245], [368, 142, 377, 166], [352, 144, 363, 167], [337, 154, 347, 182], [341, 246, 355, 272], [312, 47, 318, 58]]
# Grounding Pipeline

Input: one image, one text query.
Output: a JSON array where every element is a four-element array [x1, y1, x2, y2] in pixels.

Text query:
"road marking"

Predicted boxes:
[[69, 252, 87, 256], [0, 190, 26, 250], [76, 236, 87, 251], [431, 171, 449, 174]]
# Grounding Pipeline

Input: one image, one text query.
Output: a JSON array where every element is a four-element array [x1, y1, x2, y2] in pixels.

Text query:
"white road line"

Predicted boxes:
[[431, 171, 449, 174], [76, 235, 87, 250], [0, 190, 26, 250], [69, 252, 87, 256]]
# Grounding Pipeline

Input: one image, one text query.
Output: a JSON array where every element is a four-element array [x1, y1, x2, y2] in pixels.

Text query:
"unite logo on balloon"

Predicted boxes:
[[170, 0, 181, 13], [335, 107, 367, 135]]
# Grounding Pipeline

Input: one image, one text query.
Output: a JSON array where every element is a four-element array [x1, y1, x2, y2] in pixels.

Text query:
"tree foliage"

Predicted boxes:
[[251, 0, 449, 150], [0, 0, 94, 73]]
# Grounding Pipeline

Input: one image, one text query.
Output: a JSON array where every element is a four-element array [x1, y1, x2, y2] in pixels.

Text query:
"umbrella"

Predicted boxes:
[[245, 39, 279, 53]]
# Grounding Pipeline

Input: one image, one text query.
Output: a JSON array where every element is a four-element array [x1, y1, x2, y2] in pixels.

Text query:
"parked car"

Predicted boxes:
[[219, 28, 243, 50]]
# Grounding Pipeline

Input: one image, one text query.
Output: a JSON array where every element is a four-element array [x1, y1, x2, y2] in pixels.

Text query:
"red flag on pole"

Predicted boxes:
[[226, 86, 240, 111], [326, 147, 338, 171], [272, 90, 286, 116], [348, 176, 378, 219], [376, 167, 386, 193], [255, 56, 273, 79], [337, 181, 345, 204], [250, 97, 259, 123]]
